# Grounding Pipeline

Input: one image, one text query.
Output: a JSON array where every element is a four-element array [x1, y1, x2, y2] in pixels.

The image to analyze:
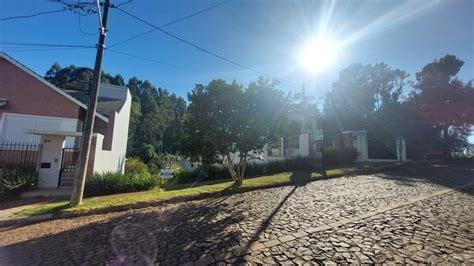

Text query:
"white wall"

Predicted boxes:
[[299, 134, 309, 157], [92, 89, 131, 174], [355, 132, 369, 161], [93, 134, 116, 173], [181, 158, 201, 172], [343, 131, 369, 162], [0, 113, 79, 146], [396, 139, 407, 161]]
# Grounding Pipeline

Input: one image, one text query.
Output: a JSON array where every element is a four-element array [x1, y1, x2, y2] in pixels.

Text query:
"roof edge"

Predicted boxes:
[[0, 52, 109, 123]]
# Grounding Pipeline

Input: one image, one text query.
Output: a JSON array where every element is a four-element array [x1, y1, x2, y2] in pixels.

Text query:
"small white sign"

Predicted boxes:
[[160, 169, 174, 179]]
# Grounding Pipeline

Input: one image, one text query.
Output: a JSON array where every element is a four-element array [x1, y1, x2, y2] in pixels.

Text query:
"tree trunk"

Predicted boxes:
[[236, 153, 247, 185], [226, 152, 247, 187], [442, 126, 451, 160], [226, 153, 237, 181]]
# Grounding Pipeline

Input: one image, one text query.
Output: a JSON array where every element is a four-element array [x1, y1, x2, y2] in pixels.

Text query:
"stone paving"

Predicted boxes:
[[247, 186, 474, 265], [0, 165, 473, 265]]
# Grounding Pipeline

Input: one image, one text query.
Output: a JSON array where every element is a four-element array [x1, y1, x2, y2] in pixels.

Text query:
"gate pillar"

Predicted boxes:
[[37, 135, 65, 188]]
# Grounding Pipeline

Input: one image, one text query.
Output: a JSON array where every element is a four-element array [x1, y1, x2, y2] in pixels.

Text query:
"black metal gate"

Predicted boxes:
[[0, 142, 42, 192], [58, 147, 80, 187]]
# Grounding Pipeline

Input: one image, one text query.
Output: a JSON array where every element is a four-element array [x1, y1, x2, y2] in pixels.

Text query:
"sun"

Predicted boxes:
[[299, 38, 339, 73]]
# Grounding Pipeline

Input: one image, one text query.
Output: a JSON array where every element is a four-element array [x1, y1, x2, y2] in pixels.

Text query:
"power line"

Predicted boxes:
[[0, 42, 199, 72], [108, 0, 232, 48], [0, 9, 68, 22], [52, 0, 98, 15], [0, 47, 92, 52], [0, 42, 95, 48], [113, 0, 133, 8], [115, 7, 270, 78], [78, 13, 100, 35], [108, 49, 201, 73]]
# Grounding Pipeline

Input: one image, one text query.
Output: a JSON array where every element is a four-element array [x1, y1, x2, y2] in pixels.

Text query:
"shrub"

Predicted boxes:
[[173, 168, 192, 183], [125, 158, 149, 175], [85, 172, 158, 197], [129, 172, 159, 191], [285, 156, 314, 172], [246, 156, 315, 176], [0, 166, 36, 193], [174, 165, 230, 184], [324, 146, 359, 166], [147, 156, 163, 175], [175, 156, 318, 184]]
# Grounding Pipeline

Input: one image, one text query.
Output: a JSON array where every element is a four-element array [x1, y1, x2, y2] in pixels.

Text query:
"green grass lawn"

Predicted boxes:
[[15, 163, 396, 217]]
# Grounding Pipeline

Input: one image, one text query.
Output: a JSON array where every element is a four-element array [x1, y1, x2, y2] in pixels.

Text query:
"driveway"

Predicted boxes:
[[0, 165, 473, 265]]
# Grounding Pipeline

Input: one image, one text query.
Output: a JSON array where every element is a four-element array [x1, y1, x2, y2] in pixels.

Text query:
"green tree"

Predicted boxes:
[[127, 101, 142, 153], [45, 62, 61, 82], [124, 77, 187, 159], [136, 89, 162, 149], [322, 63, 408, 157], [182, 78, 285, 185], [135, 143, 159, 164], [44, 63, 123, 91], [162, 94, 186, 153], [410, 55, 474, 158], [44, 64, 188, 161]]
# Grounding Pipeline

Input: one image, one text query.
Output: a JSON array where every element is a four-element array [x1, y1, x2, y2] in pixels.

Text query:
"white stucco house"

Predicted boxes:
[[0, 52, 131, 188]]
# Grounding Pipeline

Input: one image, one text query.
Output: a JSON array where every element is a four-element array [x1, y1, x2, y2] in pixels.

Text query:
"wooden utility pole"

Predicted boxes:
[[70, 0, 110, 206]]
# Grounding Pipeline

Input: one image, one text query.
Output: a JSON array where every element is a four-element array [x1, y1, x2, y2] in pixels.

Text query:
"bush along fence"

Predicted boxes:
[[0, 142, 42, 193], [174, 147, 359, 184], [174, 156, 327, 184], [82, 147, 361, 197], [84, 172, 158, 197]]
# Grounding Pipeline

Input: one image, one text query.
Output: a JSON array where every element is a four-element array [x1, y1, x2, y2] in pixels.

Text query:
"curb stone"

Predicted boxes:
[[0, 213, 53, 227]]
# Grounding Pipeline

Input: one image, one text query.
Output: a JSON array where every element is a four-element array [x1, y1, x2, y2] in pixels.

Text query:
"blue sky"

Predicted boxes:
[[1, 0, 473, 140]]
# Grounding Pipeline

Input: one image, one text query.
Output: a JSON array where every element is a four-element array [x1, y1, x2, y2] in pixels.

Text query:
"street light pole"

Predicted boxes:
[[70, 0, 110, 207]]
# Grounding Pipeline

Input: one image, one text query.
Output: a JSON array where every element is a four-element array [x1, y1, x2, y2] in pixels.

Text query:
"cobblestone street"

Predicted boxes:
[[0, 165, 473, 265]]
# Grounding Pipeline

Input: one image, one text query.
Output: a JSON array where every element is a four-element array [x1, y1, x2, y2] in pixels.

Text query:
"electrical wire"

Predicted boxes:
[[115, 7, 270, 77], [0, 0, 295, 86], [108, 49, 202, 73], [0, 47, 93, 52], [108, 0, 232, 48], [113, 0, 133, 8], [0, 9, 68, 22], [78, 13, 99, 35], [0, 42, 95, 48]]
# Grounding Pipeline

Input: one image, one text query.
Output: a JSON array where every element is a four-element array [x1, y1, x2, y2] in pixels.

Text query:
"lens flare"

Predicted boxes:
[[299, 38, 339, 73]]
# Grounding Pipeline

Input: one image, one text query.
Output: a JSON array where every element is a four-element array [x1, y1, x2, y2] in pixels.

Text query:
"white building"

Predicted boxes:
[[0, 52, 131, 188]]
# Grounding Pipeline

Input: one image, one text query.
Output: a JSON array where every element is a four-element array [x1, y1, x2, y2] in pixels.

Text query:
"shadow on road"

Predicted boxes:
[[376, 164, 474, 195], [0, 197, 245, 265], [1, 171, 313, 265], [0, 196, 64, 212], [290, 171, 312, 186], [231, 171, 311, 255]]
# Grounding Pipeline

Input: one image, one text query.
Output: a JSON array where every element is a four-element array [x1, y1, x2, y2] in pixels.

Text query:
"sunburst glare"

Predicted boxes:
[[299, 37, 339, 73]]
